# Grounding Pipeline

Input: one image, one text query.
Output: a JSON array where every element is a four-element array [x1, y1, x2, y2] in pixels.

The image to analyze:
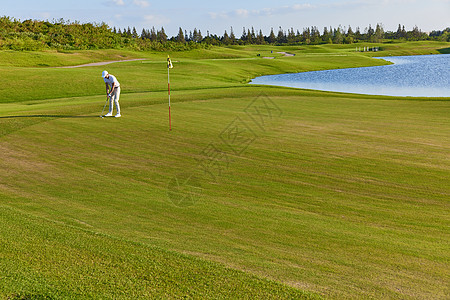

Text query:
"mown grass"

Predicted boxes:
[[0, 205, 317, 299], [0, 47, 388, 103], [1, 42, 449, 299]]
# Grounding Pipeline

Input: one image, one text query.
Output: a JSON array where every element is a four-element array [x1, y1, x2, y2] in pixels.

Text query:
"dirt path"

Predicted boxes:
[[263, 52, 295, 59], [56, 58, 146, 68]]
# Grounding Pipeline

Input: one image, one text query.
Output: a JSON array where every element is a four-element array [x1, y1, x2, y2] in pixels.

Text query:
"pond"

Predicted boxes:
[[250, 54, 450, 97]]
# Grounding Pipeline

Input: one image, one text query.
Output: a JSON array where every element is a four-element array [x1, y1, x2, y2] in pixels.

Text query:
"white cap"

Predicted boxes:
[[102, 70, 108, 78]]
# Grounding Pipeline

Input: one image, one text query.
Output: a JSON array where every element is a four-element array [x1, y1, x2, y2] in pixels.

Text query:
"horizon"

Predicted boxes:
[[1, 15, 447, 38]]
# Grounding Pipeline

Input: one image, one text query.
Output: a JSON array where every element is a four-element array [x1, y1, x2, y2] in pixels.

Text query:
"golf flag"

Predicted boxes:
[[167, 55, 173, 69]]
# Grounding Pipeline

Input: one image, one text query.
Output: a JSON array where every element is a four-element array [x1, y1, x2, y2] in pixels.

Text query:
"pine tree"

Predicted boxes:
[[410, 25, 421, 41], [345, 25, 355, 43], [257, 30, 264, 44], [177, 27, 185, 43], [347, 25, 354, 36], [355, 27, 362, 41], [333, 26, 343, 44], [322, 27, 329, 42], [150, 27, 157, 41], [230, 27, 236, 44], [157, 27, 167, 43], [268, 28, 276, 44], [402, 25, 407, 39], [277, 27, 286, 44], [396, 24, 402, 39], [251, 27, 256, 43], [192, 28, 202, 42], [366, 24, 374, 40], [302, 27, 311, 44], [241, 27, 247, 43], [295, 29, 302, 43], [287, 28, 296, 44], [223, 30, 231, 44], [374, 23, 384, 42], [311, 26, 320, 44]]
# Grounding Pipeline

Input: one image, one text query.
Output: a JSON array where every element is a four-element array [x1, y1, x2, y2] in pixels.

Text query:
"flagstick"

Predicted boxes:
[[168, 62, 171, 131]]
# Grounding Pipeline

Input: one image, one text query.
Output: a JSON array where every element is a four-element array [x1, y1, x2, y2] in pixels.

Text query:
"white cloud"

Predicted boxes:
[[260, 7, 275, 16], [209, 12, 229, 19], [209, 4, 315, 20], [143, 14, 170, 26], [111, 0, 125, 6], [292, 3, 314, 10], [133, 0, 150, 8], [235, 9, 249, 18]]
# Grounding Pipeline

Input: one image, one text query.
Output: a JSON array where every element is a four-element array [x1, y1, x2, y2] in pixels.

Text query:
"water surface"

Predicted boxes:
[[250, 54, 450, 97]]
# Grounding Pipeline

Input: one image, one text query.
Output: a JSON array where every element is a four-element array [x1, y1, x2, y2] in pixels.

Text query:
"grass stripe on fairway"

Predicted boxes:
[[2, 88, 448, 298], [0, 205, 318, 299], [1, 43, 449, 298]]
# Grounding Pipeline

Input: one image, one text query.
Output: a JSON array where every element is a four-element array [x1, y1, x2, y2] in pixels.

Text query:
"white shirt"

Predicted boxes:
[[104, 74, 120, 88]]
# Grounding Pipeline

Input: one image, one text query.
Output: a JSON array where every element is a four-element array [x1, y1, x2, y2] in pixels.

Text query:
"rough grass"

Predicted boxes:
[[1, 42, 449, 299]]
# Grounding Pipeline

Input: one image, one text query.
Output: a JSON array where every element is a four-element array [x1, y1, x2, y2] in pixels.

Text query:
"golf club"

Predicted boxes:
[[100, 95, 109, 118]]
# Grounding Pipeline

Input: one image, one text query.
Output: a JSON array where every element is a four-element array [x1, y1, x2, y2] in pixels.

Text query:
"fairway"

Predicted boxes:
[[1, 44, 449, 299]]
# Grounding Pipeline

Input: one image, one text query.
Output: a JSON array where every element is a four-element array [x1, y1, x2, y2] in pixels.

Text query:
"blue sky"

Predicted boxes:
[[2, 0, 449, 36]]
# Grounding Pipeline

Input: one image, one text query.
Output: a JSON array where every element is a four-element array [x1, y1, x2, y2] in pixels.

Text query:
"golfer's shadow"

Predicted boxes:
[[0, 115, 98, 119]]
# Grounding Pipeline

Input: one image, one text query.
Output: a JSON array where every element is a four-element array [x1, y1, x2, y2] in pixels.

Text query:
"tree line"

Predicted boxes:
[[1, 16, 449, 51]]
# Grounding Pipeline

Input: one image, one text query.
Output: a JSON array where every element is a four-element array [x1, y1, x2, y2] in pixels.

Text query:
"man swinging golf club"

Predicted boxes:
[[102, 70, 121, 118]]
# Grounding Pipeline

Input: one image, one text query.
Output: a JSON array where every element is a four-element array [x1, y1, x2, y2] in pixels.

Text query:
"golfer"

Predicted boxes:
[[102, 70, 121, 118]]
